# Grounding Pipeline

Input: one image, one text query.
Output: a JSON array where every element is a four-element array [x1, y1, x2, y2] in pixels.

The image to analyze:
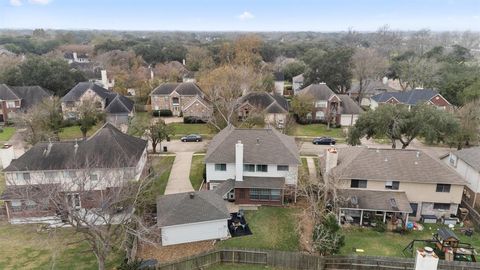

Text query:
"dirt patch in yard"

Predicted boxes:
[[136, 240, 216, 263], [294, 200, 315, 253]]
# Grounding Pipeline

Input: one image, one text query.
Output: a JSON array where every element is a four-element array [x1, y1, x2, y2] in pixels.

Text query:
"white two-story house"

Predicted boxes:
[[442, 147, 480, 208], [0, 123, 148, 224], [205, 125, 300, 205]]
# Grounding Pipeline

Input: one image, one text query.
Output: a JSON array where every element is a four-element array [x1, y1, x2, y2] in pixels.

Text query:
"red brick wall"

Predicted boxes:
[[234, 188, 283, 206]]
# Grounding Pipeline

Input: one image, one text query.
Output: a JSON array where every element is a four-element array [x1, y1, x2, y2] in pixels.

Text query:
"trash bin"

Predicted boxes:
[[166, 136, 170, 142], [163, 146, 168, 152]]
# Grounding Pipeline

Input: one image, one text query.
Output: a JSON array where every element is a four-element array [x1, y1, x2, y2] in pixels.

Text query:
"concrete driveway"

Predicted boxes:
[[164, 151, 195, 194], [152, 139, 209, 153]]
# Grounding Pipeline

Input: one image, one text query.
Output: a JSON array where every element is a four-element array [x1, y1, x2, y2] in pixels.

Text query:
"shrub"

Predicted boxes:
[[159, 109, 172, 117], [183, 116, 206, 124], [372, 217, 387, 232], [152, 110, 160, 117], [312, 213, 345, 255]]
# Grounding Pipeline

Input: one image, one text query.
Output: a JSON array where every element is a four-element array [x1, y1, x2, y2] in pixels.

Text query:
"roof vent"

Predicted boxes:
[[416, 151, 420, 158], [376, 149, 380, 153], [256, 138, 260, 145], [384, 157, 388, 162], [189, 192, 195, 199]]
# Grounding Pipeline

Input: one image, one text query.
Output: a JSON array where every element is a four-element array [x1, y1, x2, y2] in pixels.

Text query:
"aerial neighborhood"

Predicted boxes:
[[1, 3, 480, 269]]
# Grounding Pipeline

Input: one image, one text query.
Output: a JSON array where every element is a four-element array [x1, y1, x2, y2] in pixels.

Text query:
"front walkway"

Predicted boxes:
[[164, 151, 195, 195]]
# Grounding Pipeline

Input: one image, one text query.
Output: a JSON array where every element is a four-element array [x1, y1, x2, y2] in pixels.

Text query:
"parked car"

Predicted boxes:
[[312, 137, 336, 145], [181, 134, 203, 142]]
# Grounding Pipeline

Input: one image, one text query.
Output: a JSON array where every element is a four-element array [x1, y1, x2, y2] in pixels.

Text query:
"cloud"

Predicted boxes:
[[9, 0, 22, 6], [238, 11, 254, 21], [29, 0, 53, 4]]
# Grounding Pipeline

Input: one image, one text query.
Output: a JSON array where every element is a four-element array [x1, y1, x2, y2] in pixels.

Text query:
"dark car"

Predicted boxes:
[[312, 137, 336, 145], [181, 134, 202, 142]]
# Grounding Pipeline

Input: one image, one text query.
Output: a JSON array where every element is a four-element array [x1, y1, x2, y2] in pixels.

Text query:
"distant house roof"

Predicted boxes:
[[238, 92, 288, 114], [371, 89, 447, 106], [62, 82, 133, 114], [0, 84, 52, 109], [322, 147, 465, 185], [156, 191, 230, 227], [205, 126, 299, 165], [151, 82, 205, 96], [339, 189, 413, 213], [4, 123, 147, 171], [292, 74, 304, 83], [451, 147, 480, 171], [296, 83, 336, 100], [64, 52, 88, 59], [348, 80, 397, 95], [338, 95, 363, 115]]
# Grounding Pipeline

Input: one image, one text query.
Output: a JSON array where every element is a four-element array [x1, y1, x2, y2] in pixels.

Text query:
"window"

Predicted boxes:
[[64, 171, 76, 179], [172, 97, 179, 105], [306, 113, 312, 120], [66, 101, 75, 108], [243, 164, 255, 172], [256, 164, 268, 172], [94, 101, 103, 109], [44, 171, 56, 179], [315, 111, 325, 120], [215, 164, 227, 171], [90, 173, 98, 181], [315, 101, 327, 108], [449, 155, 457, 167], [10, 200, 22, 212], [164, 96, 169, 101], [6, 101, 16, 108], [67, 112, 78, 119], [25, 200, 36, 210], [436, 184, 451, 193], [277, 165, 289, 171], [350, 179, 367, 188], [385, 181, 400, 190], [433, 203, 450, 210], [16, 172, 30, 181], [250, 189, 281, 201]]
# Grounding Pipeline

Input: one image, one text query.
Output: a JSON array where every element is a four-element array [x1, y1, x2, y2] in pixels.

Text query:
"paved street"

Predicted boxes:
[[164, 151, 195, 194]]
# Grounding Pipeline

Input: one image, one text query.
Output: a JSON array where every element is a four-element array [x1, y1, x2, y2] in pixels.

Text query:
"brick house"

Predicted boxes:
[[321, 147, 466, 224], [205, 126, 300, 206], [237, 92, 289, 128], [61, 82, 134, 128], [0, 123, 148, 224], [0, 84, 52, 123], [370, 89, 452, 111], [150, 82, 212, 121], [295, 83, 363, 126]]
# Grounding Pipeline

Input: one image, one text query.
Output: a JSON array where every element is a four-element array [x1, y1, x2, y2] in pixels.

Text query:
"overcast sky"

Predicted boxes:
[[0, 0, 479, 31]]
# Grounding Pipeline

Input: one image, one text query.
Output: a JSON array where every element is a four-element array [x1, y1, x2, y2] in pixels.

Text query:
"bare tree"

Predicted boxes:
[[77, 99, 105, 139], [6, 155, 160, 270], [352, 47, 388, 103]]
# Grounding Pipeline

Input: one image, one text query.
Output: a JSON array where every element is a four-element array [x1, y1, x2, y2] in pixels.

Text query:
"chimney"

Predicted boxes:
[[73, 52, 78, 62], [325, 147, 338, 174], [189, 192, 195, 199], [235, 140, 243, 182], [101, 70, 108, 89], [414, 247, 439, 270]]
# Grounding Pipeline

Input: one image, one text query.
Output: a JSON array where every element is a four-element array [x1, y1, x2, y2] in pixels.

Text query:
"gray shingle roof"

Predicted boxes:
[[338, 95, 363, 114], [236, 177, 285, 189], [105, 94, 134, 114], [339, 189, 413, 213], [156, 191, 230, 227], [62, 82, 111, 102], [296, 83, 335, 100], [0, 84, 21, 100], [238, 92, 288, 114], [452, 147, 480, 171], [151, 82, 205, 96], [10, 86, 52, 109], [347, 81, 397, 95], [4, 123, 147, 171], [324, 147, 465, 185], [205, 126, 299, 165], [371, 89, 442, 105]]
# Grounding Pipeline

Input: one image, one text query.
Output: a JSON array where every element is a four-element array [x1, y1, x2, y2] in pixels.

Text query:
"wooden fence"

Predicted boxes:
[[157, 248, 480, 270], [462, 200, 480, 229]]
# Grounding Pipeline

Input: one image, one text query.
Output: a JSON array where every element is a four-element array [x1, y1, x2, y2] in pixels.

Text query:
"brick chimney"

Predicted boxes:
[[325, 147, 338, 174], [235, 140, 243, 182]]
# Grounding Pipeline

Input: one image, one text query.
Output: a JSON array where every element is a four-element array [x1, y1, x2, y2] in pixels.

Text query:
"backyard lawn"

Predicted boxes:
[[340, 224, 480, 258], [292, 124, 345, 138], [217, 207, 300, 251], [0, 127, 15, 142], [189, 155, 206, 190], [0, 221, 121, 270], [142, 156, 175, 203], [58, 124, 102, 140]]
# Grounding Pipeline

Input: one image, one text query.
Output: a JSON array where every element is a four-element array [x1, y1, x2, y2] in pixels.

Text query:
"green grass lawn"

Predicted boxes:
[[189, 155, 205, 190], [142, 156, 175, 203], [341, 224, 480, 258], [292, 124, 345, 138], [300, 158, 308, 177], [0, 127, 15, 142], [128, 112, 151, 136], [168, 123, 213, 137], [208, 264, 281, 270], [0, 221, 121, 270], [58, 124, 102, 140], [217, 207, 300, 251]]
